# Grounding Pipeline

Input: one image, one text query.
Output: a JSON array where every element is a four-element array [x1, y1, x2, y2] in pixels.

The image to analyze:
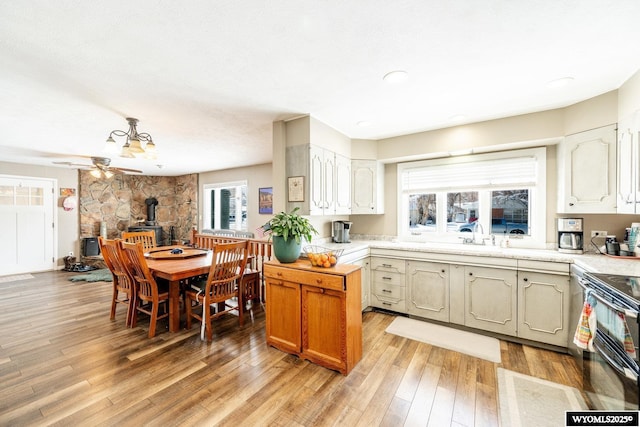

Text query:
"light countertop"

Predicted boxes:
[[315, 239, 640, 276]]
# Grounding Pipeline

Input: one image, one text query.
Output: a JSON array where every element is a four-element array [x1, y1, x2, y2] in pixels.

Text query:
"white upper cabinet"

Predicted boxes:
[[288, 144, 349, 216], [335, 153, 351, 215], [351, 159, 384, 214], [617, 113, 640, 214], [557, 124, 617, 213]]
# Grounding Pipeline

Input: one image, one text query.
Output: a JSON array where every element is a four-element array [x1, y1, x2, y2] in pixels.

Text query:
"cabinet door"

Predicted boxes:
[[464, 266, 517, 336], [407, 261, 449, 322], [351, 159, 384, 214], [335, 153, 351, 215], [301, 285, 346, 371], [617, 119, 638, 213], [518, 272, 570, 347], [558, 124, 617, 213], [309, 145, 325, 215], [324, 150, 336, 213], [265, 278, 301, 353], [351, 258, 370, 311]]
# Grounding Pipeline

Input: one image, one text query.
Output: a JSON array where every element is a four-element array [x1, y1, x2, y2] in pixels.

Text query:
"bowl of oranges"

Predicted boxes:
[[304, 246, 343, 268]]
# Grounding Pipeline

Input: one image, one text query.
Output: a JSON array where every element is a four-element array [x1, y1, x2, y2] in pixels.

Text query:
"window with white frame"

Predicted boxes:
[[398, 147, 546, 246], [203, 181, 247, 231]]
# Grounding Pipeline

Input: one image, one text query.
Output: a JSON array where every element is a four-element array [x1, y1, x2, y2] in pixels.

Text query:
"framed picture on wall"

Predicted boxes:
[[288, 176, 304, 202], [258, 187, 273, 214]]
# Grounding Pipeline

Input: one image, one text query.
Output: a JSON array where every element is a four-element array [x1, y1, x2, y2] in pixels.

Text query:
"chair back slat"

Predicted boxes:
[[118, 240, 159, 302], [99, 237, 132, 293], [122, 231, 157, 251], [205, 241, 249, 304]]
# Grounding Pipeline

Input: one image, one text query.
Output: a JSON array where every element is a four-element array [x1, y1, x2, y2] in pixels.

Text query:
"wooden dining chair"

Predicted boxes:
[[98, 237, 136, 326], [118, 240, 169, 338], [121, 230, 157, 251], [185, 241, 249, 342]]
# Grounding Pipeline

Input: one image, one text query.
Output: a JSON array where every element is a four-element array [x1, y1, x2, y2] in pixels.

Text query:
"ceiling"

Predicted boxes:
[[2, 1, 640, 176]]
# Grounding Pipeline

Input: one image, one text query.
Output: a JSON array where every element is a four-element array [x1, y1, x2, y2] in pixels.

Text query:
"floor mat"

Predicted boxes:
[[68, 269, 113, 282], [498, 368, 587, 427], [385, 316, 501, 363]]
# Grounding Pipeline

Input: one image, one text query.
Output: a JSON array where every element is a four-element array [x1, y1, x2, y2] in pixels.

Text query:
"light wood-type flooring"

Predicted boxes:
[[0, 271, 582, 426]]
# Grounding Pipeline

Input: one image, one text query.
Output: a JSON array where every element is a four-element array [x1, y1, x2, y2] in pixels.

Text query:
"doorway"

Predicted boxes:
[[0, 175, 56, 275]]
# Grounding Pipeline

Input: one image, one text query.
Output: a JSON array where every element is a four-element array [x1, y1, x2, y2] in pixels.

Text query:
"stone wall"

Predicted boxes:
[[79, 171, 198, 245]]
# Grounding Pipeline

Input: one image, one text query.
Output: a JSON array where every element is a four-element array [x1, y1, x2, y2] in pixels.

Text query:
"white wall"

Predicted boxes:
[[0, 161, 79, 269], [198, 163, 273, 237]]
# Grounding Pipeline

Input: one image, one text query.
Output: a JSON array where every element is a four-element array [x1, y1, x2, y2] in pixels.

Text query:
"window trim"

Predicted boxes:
[[397, 147, 546, 247], [202, 180, 248, 231]]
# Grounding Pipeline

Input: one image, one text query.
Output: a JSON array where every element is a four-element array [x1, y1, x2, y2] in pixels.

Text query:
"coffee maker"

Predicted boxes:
[[332, 221, 352, 243], [557, 217, 583, 254]]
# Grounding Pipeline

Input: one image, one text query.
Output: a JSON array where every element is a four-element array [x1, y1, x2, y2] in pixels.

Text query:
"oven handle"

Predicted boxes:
[[594, 333, 639, 381], [578, 278, 638, 319]]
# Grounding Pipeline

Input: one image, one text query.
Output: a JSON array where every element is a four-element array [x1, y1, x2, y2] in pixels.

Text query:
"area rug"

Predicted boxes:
[[385, 316, 501, 363], [0, 273, 34, 283], [69, 268, 113, 282], [498, 368, 588, 427]]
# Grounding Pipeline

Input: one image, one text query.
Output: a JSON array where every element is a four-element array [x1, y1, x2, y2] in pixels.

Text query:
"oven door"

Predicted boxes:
[[584, 330, 640, 410]]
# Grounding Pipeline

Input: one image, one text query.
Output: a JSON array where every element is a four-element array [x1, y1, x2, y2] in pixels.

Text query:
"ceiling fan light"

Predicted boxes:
[[90, 169, 102, 178]]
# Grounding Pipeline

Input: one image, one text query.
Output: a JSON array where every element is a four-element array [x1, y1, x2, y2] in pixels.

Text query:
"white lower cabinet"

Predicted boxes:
[[464, 266, 518, 337], [370, 257, 406, 313], [366, 250, 571, 348], [406, 261, 449, 322], [517, 264, 570, 347], [350, 257, 370, 311]]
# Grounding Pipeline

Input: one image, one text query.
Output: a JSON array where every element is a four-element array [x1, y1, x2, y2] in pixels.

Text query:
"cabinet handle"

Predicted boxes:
[[276, 271, 283, 276], [382, 276, 392, 280], [383, 302, 392, 306], [316, 279, 323, 284], [382, 264, 392, 268], [382, 289, 392, 293]]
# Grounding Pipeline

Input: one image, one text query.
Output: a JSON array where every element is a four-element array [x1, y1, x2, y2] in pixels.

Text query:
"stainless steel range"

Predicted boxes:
[[575, 270, 640, 410]]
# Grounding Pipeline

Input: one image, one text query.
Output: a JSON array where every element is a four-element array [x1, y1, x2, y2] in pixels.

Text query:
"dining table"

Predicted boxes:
[[144, 246, 213, 332]]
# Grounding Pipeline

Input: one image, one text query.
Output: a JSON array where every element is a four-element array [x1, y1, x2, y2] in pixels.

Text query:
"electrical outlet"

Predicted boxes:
[[591, 230, 607, 238], [68, 251, 74, 257]]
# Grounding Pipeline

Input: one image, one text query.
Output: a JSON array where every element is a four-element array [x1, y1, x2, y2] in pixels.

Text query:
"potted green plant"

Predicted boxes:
[[262, 207, 318, 263]]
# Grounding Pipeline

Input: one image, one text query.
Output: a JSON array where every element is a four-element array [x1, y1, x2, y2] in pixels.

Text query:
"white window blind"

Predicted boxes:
[[401, 155, 538, 192]]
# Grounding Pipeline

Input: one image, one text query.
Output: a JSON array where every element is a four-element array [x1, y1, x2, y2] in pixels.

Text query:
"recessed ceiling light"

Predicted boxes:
[[383, 70, 408, 83], [357, 120, 371, 127], [546, 77, 575, 88]]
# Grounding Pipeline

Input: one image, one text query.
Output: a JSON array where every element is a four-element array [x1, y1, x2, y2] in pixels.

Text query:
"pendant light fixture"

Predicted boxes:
[[104, 117, 157, 159]]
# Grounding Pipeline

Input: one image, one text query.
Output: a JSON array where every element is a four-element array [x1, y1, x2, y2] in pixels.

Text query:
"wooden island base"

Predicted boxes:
[[264, 259, 362, 375]]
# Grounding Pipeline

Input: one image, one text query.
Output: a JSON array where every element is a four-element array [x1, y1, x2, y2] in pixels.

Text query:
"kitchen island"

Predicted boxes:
[[264, 259, 362, 375]]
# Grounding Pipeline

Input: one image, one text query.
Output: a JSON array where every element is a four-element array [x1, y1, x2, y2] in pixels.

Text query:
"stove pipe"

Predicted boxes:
[[145, 197, 158, 225]]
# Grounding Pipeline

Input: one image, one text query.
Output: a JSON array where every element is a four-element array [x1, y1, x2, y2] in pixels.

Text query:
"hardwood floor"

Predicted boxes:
[[0, 271, 582, 426]]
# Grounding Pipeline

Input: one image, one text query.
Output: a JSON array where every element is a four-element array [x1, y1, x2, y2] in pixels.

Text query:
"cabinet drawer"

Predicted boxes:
[[371, 257, 405, 273], [372, 270, 404, 287], [264, 265, 344, 291], [371, 294, 406, 312], [372, 282, 405, 300]]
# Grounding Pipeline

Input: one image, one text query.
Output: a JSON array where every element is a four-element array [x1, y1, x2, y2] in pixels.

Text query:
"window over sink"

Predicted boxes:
[[398, 147, 546, 247]]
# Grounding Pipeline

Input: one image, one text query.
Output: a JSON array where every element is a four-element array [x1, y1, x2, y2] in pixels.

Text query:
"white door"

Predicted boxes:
[[0, 176, 56, 275]]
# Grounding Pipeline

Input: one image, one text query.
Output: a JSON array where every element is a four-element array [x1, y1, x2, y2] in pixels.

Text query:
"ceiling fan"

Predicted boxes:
[[54, 156, 143, 178]]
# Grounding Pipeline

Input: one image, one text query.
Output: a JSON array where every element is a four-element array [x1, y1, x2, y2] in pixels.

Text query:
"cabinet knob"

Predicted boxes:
[[569, 202, 574, 206], [441, 269, 445, 273], [523, 277, 528, 282]]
